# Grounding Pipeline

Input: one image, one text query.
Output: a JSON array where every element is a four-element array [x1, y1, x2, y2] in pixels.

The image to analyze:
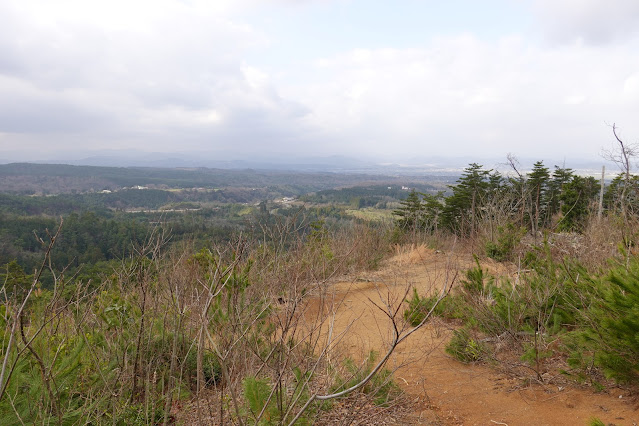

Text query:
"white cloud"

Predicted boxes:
[[242, 65, 270, 90], [282, 33, 639, 159]]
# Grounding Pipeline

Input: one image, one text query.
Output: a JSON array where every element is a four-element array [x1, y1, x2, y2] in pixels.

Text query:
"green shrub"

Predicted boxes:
[[484, 223, 526, 262], [445, 327, 487, 363], [241, 371, 314, 425], [460, 249, 588, 338], [403, 288, 467, 326], [461, 257, 490, 295], [183, 349, 223, 387], [120, 404, 165, 425], [243, 376, 280, 425], [456, 248, 639, 386], [580, 260, 639, 383], [0, 338, 91, 425]]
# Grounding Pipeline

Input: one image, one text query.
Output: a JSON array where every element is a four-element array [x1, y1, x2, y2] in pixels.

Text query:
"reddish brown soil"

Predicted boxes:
[[313, 245, 638, 426]]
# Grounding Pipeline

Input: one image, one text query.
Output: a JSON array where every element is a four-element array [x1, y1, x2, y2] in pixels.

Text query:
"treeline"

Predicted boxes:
[[299, 184, 441, 208], [1, 212, 148, 279], [394, 161, 638, 239], [0, 200, 360, 286], [0, 203, 246, 282]]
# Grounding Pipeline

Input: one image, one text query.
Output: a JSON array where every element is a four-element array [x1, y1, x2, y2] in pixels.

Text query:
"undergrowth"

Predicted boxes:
[[0, 219, 407, 424], [406, 238, 639, 389], [332, 351, 402, 407]]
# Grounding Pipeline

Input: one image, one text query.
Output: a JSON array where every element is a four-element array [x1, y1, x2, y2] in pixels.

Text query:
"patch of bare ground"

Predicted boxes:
[[311, 244, 638, 425]]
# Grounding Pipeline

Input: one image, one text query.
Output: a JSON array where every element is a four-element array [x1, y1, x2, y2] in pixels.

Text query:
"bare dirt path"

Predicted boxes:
[[316, 245, 638, 425]]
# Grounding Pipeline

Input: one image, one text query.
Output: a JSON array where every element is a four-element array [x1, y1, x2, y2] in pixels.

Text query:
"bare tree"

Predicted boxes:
[[603, 123, 638, 215], [603, 123, 639, 268]]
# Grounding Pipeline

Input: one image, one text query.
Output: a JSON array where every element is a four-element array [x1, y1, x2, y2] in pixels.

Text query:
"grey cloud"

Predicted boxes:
[[533, 0, 639, 45], [0, 100, 111, 134], [0, 74, 118, 134], [0, 0, 316, 157]]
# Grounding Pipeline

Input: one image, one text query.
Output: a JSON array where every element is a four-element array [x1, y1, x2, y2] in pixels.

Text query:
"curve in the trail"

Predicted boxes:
[[315, 245, 638, 426]]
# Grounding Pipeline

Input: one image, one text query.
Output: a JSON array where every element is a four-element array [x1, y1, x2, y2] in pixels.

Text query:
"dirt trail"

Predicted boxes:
[[314, 245, 638, 425]]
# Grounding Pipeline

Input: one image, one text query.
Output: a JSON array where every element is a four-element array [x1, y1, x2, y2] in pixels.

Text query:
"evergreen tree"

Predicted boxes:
[[2, 261, 32, 302], [393, 190, 424, 231], [557, 175, 598, 232], [421, 191, 446, 233], [487, 171, 506, 202], [442, 163, 491, 237], [527, 161, 551, 232], [586, 260, 639, 383], [547, 166, 574, 222], [604, 173, 639, 216]]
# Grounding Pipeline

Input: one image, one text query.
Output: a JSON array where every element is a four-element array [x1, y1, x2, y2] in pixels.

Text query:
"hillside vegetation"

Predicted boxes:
[[1, 153, 639, 424]]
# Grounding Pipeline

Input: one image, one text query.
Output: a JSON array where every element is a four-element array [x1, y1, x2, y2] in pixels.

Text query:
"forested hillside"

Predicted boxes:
[[0, 165, 443, 286]]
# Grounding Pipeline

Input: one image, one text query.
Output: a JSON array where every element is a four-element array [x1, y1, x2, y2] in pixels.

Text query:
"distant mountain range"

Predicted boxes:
[[0, 150, 620, 176]]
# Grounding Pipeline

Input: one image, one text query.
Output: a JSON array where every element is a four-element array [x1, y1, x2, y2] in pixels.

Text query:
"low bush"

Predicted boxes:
[[574, 258, 639, 384], [332, 351, 402, 407], [411, 244, 639, 385], [484, 222, 526, 262], [242, 376, 283, 425], [445, 328, 488, 363], [404, 288, 467, 326]]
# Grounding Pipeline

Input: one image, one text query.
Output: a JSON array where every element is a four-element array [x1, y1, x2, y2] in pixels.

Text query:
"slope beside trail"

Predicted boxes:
[[313, 245, 638, 425]]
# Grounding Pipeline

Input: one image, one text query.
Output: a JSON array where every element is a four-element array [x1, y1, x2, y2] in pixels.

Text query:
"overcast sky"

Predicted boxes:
[[1, 0, 639, 164]]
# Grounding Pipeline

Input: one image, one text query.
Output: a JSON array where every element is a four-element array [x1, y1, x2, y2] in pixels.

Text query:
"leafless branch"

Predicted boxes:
[[0, 219, 63, 401]]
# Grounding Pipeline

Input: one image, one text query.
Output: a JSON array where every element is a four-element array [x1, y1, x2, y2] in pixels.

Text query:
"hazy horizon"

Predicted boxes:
[[0, 149, 623, 179]]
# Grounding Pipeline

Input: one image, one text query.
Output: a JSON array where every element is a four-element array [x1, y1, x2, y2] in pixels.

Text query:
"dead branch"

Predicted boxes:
[[287, 251, 458, 426], [0, 219, 63, 401]]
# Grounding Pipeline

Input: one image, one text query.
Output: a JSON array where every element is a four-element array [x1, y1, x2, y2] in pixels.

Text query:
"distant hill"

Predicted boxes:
[[0, 163, 450, 195]]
